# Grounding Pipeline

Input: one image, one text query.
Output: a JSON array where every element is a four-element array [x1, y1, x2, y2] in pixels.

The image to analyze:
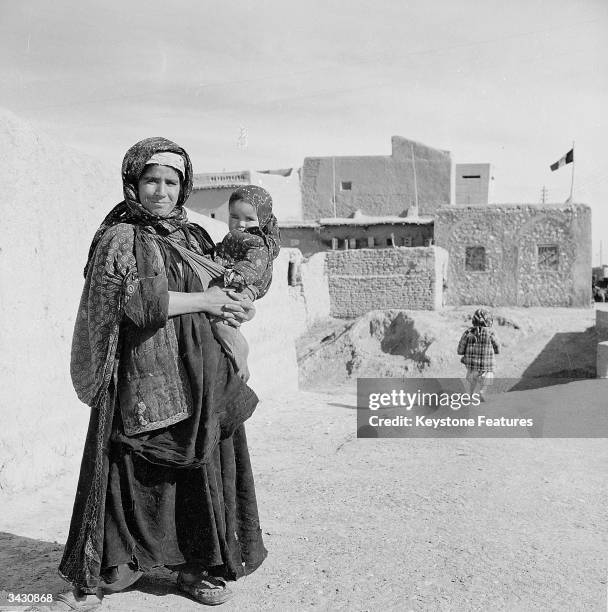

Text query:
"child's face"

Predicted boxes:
[[229, 199, 259, 231]]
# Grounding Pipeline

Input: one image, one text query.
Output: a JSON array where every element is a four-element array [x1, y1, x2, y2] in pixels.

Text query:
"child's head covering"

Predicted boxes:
[[472, 308, 492, 327], [467, 308, 493, 343], [229, 185, 280, 258]]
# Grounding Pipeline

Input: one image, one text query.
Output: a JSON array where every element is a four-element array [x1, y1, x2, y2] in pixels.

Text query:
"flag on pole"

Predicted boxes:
[[550, 148, 574, 171]]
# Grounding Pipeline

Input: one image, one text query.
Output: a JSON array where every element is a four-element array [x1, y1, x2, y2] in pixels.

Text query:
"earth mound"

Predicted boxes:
[[297, 307, 598, 390]]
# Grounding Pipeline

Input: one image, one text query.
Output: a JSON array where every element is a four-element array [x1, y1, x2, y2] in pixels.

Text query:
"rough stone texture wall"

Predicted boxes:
[[301, 136, 451, 220], [434, 204, 592, 307], [326, 247, 447, 318]]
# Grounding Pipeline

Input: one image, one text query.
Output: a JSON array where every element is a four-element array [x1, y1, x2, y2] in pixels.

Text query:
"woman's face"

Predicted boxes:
[[137, 164, 181, 217], [229, 199, 259, 231]]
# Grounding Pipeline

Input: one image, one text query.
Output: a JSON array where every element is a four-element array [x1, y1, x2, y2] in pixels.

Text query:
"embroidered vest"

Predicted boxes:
[[117, 231, 193, 436]]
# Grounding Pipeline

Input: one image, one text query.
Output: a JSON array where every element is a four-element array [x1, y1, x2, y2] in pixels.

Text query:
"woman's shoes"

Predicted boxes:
[[177, 572, 234, 606], [100, 563, 144, 593], [55, 570, 233, 608], [53, 589, 102, 610]]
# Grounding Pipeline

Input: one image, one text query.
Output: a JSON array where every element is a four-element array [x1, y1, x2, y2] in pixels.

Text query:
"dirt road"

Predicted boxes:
[[1, 381, 606, 611]]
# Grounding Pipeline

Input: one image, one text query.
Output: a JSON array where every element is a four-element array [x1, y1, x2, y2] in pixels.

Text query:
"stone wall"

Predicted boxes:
[[301, 136, 451, 219], [326, 247, 448, 318], [434, 204, 592, 307]]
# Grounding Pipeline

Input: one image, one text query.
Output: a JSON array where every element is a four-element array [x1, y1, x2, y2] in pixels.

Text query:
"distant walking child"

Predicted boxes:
[[457, 308, 499, 401]]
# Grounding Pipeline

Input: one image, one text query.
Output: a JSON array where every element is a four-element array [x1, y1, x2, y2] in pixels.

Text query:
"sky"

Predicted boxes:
[[1, 0, 607, 262]]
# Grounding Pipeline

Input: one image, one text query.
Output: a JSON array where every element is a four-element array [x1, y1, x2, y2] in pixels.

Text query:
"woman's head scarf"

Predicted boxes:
[[228, 185, 280, 259], [84, 137, 199, 276]]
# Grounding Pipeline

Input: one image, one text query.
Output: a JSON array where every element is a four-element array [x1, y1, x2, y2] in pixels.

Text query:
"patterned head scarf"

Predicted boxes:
[[228, 185, 280, 259], [84, 137, 197, 276], [472, 308, 493, 328]]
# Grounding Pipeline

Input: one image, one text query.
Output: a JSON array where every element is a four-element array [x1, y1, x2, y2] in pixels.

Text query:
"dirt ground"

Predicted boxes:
[[1, 385, 606, 611], [298, 307, 600, 390], [1, 307, 607, 611]]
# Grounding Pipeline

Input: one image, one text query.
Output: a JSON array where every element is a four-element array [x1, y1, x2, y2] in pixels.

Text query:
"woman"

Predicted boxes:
[[57, 137, 267, 609]]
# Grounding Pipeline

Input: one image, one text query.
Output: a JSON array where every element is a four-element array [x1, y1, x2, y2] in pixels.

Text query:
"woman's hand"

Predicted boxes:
[[168, 286, 245, 323], [225, 290, 256, 324], [198, 285, 245, 319]]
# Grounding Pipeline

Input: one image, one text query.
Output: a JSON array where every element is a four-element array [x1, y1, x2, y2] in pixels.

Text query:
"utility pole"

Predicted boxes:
[[410, 143, 419, 209], [540, 185, 548, 204]]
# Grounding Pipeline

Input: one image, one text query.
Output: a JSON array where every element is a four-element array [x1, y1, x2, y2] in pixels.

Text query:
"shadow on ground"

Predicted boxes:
[[0, 531, 66, 595], [0, 532, 193, 608], [510, 329, 597, 391]]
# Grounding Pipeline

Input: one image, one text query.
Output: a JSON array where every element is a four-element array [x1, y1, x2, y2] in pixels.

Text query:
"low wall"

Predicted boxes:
[[300, 251, 331, 325], [596, 305, 608, 342], [326, 247, 447, 318], [242, 249, 300, 398]]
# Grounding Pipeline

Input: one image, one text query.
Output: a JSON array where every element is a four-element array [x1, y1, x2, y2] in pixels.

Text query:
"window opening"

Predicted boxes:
[[465, 246, 486, 271]]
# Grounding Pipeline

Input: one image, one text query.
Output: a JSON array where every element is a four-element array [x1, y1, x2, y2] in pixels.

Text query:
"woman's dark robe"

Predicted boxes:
[[58, 225, 267, 592]]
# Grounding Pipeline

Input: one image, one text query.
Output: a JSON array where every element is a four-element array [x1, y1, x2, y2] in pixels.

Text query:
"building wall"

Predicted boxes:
[[325, 247, 447, 318], [454, 163, 493, 205], [250, 169, 303, 222], [280, 222, 434, 257], [434, 204, 592, 307], [280, 226, 324, 256], [301, 136, 451, 220], [300, 252, 331, 324], [187, 187, 233, 224], [188, 168, 303, 225], [321, 223, 433, 250]]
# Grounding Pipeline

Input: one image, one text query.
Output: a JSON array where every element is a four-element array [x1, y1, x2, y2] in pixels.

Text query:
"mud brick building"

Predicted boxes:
[[434, 203, 592, 307], [280, 213, 434, 258], [300, 136, 451, 219], [325, 247, 448, 317]]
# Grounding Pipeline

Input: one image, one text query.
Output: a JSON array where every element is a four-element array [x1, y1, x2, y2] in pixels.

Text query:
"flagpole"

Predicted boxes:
[[332, 156, 337, 218], [411, 143, 419, 210], [569, 140, 575, 202]]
